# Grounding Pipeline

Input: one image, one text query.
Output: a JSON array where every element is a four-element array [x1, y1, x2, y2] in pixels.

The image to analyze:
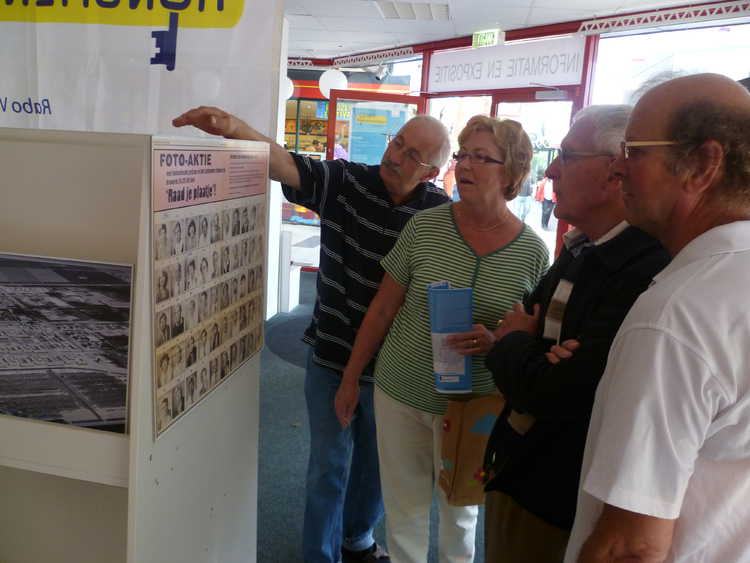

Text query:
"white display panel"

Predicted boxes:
[[0, 127, 146, 487], [0, 128, 270, 563]]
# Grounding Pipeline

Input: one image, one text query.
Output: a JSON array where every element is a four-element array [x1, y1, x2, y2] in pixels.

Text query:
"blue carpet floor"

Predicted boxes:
[[258, 271, 484, 562]]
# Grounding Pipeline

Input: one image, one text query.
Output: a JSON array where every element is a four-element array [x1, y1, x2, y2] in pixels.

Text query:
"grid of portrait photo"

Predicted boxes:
[[152, 196, 265, 436]]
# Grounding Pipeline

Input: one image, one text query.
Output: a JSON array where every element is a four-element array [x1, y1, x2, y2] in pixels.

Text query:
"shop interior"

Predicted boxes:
[[2, 2, 750, 562]]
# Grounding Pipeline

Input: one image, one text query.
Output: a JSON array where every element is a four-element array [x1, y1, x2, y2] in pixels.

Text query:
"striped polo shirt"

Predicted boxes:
[[376, 203, 549, 414], [282, 154, 450, 380]]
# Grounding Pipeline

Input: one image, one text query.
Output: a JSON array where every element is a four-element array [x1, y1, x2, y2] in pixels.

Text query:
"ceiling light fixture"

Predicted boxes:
[[374, 1, 449, 21]]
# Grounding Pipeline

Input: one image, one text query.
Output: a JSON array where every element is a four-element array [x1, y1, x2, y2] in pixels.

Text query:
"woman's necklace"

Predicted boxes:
[[456, 205, 508, 232]]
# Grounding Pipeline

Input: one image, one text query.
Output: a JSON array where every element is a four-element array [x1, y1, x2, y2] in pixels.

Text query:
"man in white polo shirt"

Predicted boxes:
[[564, 73, 750, 562]]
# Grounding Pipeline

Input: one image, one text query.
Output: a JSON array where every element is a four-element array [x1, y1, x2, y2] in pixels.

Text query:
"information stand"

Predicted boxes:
[[0, 127, 268, 563]]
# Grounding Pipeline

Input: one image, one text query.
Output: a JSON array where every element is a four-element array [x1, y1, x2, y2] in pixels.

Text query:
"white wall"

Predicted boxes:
[[265, 17, 290, 320]]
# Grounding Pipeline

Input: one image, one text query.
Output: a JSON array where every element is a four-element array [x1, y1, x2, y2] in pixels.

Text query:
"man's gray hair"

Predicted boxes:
[[407, 114, 452, 168], [573, 104, 632, 155]]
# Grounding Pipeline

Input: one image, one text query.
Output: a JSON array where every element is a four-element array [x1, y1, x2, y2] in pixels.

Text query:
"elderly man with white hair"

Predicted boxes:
[[482, 104, 669, 563]]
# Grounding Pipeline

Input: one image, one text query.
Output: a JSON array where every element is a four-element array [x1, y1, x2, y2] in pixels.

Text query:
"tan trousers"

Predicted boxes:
[[374, 388, 478, 563], [484, 490, 569, 563]]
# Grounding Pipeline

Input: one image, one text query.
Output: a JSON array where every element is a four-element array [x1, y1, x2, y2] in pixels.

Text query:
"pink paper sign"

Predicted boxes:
[[153, 148, 268, 212]]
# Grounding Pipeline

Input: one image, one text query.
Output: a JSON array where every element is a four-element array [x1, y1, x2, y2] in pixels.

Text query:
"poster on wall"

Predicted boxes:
[[349, 107, 407, 164], [0, 253, 132, 433], [0, 0, 282, 135], [152, 140, 268, 437]]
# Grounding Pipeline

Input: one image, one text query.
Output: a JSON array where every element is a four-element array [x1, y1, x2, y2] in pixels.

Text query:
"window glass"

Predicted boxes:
[[592, 24, 750, 104]]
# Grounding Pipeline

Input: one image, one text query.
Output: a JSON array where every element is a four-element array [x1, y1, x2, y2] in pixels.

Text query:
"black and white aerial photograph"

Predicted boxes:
[[0, 253, 132, 434]]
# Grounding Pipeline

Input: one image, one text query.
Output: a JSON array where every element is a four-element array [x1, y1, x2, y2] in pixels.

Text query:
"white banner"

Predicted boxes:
[[428, 35, 586, 93], [0, 1, 283, 135]]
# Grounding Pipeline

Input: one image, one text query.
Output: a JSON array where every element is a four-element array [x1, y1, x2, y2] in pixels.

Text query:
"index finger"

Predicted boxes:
[[172, 106, 205, 127], [172, 106, 222, 131]]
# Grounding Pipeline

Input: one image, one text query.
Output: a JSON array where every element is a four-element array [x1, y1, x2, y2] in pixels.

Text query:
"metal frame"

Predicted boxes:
[[579, 0, 750, 34]]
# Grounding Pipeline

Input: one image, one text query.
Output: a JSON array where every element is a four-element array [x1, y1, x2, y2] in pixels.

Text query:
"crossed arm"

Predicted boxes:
[[173, 106, 301, 188]]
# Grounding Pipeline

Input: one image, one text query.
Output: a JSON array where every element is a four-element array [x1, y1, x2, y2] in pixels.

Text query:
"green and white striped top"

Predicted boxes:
[[375, 203, 549, 415]]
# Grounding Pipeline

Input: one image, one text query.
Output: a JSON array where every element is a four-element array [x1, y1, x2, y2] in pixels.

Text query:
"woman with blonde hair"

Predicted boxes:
[[335, 115, 549, 562]]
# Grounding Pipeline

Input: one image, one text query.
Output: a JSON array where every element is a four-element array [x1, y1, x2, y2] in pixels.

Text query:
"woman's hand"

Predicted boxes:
[[446, 323, 496, 355], [335, 377, 360, 429]]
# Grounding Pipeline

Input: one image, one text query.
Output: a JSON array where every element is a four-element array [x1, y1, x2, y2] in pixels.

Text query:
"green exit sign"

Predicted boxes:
[[472, 29, 502, 48]]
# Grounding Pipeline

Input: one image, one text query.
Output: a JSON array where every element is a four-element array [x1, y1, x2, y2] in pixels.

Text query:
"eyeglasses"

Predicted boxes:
[[620, 140, 680, 160], [453, 152, 504, 165], [389, 136, 434, 168], [555, 148, 612, 165]]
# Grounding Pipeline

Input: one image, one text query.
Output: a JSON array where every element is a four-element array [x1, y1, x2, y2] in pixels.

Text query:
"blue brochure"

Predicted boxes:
[[427, 281, 473, 393]]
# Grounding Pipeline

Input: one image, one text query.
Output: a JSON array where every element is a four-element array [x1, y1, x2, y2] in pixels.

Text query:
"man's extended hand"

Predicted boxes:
[[545, 339, 581, 364], [172, 106, 249, 139], [173, 105, 300, 187]]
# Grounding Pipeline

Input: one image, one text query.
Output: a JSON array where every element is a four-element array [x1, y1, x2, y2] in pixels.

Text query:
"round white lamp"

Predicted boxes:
[[282, 75, 295, 100], [318, 69, 348, 99]]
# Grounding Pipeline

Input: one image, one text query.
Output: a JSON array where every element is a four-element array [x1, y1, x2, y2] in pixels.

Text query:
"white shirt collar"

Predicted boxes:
[[563, 220, 630, 250]]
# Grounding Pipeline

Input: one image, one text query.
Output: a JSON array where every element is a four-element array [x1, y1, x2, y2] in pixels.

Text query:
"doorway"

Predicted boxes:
[[327, 90, 426, 163], [494, 100, 573, 257]]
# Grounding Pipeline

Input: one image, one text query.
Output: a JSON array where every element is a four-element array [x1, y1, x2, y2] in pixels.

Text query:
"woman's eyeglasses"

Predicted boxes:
[[453, 152, 504, 165]]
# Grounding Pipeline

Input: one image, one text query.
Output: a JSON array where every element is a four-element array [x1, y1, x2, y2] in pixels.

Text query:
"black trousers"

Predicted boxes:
[[541, 198, 555, 229]]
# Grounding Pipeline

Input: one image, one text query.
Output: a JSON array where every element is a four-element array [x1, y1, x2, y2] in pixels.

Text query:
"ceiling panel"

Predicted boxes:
[[317, 16, 456, 33], [285, 14, 320, 25], [453, 8, 534, 34], [611, 0, 699, 10], [528, 6, 608, 21], [284, 0, 733, 59], [284, 0, 308, 13], [300, 0, 383, 18]]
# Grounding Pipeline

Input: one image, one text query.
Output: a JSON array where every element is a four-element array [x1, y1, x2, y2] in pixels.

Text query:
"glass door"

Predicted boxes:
[[427, 95, 492, 200], [494, 98, 574, 257], [327, 90, 426, 163]]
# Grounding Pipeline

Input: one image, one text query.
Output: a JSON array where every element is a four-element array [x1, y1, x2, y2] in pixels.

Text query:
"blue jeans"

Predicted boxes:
[[303, 348, 385, 563]]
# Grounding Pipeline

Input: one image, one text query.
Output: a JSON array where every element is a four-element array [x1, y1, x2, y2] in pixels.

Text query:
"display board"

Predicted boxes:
[[0, 253, 132, 433], [151, 141, 267, 436]]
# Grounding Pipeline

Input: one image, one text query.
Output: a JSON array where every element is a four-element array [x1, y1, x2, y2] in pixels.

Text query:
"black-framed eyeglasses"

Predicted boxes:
[[620, 140, 680, 160], [452, 152, 504, 166], [389, 136, 435, 168], [555, 148, 613, 165]]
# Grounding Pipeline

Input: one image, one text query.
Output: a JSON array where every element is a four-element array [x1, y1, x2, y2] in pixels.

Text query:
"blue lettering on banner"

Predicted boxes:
[[151, 11, 179, 71], [0, 97, 53, 115]]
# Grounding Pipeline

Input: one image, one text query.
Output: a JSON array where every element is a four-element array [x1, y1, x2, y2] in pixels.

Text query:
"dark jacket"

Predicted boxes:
[[484, 225, 671, 530]]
